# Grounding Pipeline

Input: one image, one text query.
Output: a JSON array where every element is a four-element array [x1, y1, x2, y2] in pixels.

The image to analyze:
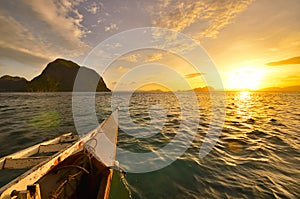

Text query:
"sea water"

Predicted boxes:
[[0, 92, 299, 198]]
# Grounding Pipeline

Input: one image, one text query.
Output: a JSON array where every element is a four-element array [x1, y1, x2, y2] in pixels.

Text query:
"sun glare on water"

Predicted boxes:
[[227, 67, 265, 90]]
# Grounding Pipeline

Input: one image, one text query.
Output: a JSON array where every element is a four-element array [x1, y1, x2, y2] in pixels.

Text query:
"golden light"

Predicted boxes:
[[226, 67, 265, 90], [239, 91, 251, 101], [137, 83, 170, 92]]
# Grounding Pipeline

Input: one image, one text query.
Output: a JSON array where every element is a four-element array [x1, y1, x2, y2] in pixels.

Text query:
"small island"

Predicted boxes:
[[0, 58, 110, 92]]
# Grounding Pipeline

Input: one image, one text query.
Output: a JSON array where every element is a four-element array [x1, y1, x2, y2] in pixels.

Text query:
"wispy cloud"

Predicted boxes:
[[116, 66, 129, 72], [119, 54, 140, 63], [0, 15, 52, 61], [86, 2, 102, 14], [146, 53, 163, 62], [185, 73, 204, 79], [24, 0, 89, 50], [105, 23, 119, 32], [0, 45, 50, 67], [286, 75, 300, 79], [0, 0, 91, 69], [282, 75, 300, 83], [266, 56, 300, 66], [149, 0, 253, 39]]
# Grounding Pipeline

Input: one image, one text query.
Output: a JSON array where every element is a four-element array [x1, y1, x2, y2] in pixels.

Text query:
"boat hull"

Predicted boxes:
[[0, 111, 118, 199]]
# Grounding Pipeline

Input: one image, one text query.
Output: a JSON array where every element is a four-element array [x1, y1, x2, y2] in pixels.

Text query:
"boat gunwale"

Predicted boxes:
[[0, 132, 73, 169], [0, 111, 118, 199]]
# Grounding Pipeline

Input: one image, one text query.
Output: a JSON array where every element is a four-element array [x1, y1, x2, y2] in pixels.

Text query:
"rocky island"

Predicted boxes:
[[0, 58, 110, 92]]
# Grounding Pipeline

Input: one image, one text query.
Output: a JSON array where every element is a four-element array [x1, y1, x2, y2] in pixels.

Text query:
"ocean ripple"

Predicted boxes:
[[0, 92, 299, 198]]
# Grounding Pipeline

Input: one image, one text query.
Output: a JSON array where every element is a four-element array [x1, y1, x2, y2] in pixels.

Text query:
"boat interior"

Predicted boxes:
[[11, 149, 113, 199]]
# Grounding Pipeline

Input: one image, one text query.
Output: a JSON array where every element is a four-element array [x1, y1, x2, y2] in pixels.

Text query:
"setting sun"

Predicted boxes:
[[226, 67, 265, 90], [0, 1, 299, 198]]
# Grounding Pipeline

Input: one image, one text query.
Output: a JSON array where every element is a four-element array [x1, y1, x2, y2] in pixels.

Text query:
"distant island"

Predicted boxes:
[[0, 58, 110, 92], [260, 85, 300, 92], [193, 86, 214, 92], [1, 59, 299, 92], [192, 86, 300, 92]]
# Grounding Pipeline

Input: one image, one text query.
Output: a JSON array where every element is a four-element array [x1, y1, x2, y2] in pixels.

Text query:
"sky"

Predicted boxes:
[[0, 0, 299, 91]]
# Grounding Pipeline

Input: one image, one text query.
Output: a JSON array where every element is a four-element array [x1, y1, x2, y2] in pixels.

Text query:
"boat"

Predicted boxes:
[[0, 111, 119, 199]]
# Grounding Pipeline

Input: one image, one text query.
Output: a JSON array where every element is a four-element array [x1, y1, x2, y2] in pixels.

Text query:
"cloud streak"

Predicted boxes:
[[116, 66, 129, 72], [119, 54, 140, 63], [105, 23, 119, 32], [185, 73, 204, 79], [146, 53, 163, 62], [22, 0, 90, 52], [0, 0, 91, 73], [266, 56, 300, 66], [149, 0, 253, 39], [86, 2, 102, 14]]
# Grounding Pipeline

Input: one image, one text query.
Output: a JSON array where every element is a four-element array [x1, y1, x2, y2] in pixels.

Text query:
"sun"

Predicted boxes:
[[226, 67, 265, 90]]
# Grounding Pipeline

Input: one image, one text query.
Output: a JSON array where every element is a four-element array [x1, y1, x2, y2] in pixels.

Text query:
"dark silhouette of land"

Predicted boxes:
[[1, 58, 299, 92], [193, 86, 214, 92], [260, 85, 300, 92], [0, 58, 110, 92], [0, 75, 28, 92]]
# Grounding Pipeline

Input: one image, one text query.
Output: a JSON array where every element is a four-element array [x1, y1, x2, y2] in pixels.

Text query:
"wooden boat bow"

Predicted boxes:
[[0, 110, 119, 199]]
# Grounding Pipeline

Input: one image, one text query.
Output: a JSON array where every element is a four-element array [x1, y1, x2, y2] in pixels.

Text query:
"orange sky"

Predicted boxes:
[[0, 0, 299, 91]]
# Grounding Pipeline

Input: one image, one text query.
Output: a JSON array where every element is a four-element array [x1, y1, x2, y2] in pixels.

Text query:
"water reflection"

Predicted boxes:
[[235, 91, 252, 119], [239, 91, 251, 101], [1, 92, 300, 198]]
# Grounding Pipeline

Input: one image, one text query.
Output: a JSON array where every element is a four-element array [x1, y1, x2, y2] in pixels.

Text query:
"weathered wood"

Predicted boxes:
[[10, 184, 42, 199], [38, 143, 71, 153], [3, 157, 50, 170], [0, 111, 118, 199], [27, 184, 42, 199], [0, 140, 84, 199], [0, 133, 73, 170], [59, 134, 78, 143]]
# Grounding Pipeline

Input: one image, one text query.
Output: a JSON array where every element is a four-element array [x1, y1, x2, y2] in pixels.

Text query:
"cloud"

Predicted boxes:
[[24, 0, 89, 50], [86, 2, 102, 14], [282, 75, 300, 83], [146, 53, 163, 62], [148, 0, 254, 39], [0, 15, 57, 77], [97, 18, 103, 24], [0, 0, 93, 78], [119, 54, 140, 63], [0, 0, 90, 60], [117, 66, 129, 72], [286, 75, 300, 79], [105, 23, 119, 32], [266, 56, 300, 66], [0, 45, 50, 66], [185, 73, 204, 79]]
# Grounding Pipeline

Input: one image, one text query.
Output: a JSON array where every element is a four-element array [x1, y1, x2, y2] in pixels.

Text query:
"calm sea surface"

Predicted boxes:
[[0, 92, 299, 198]]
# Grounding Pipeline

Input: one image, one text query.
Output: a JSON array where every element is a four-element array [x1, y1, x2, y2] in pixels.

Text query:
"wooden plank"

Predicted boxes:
[[60, 134, 78, 143], [0, 133, 73, 169], [3, 157, 50, 170], [38, 143, 71, 153], [0, 142, 83, 199], [0, 111, 118, 199], [0, 147, 40, 170]]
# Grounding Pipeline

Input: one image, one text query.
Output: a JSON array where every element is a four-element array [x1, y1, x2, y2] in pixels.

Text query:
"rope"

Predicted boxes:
[[111, 161, 133, 199], [119, 170, 133, 199], [51, 171, 82, 199], [54, 165, 90, 175], [50, 151, 93, 199]]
